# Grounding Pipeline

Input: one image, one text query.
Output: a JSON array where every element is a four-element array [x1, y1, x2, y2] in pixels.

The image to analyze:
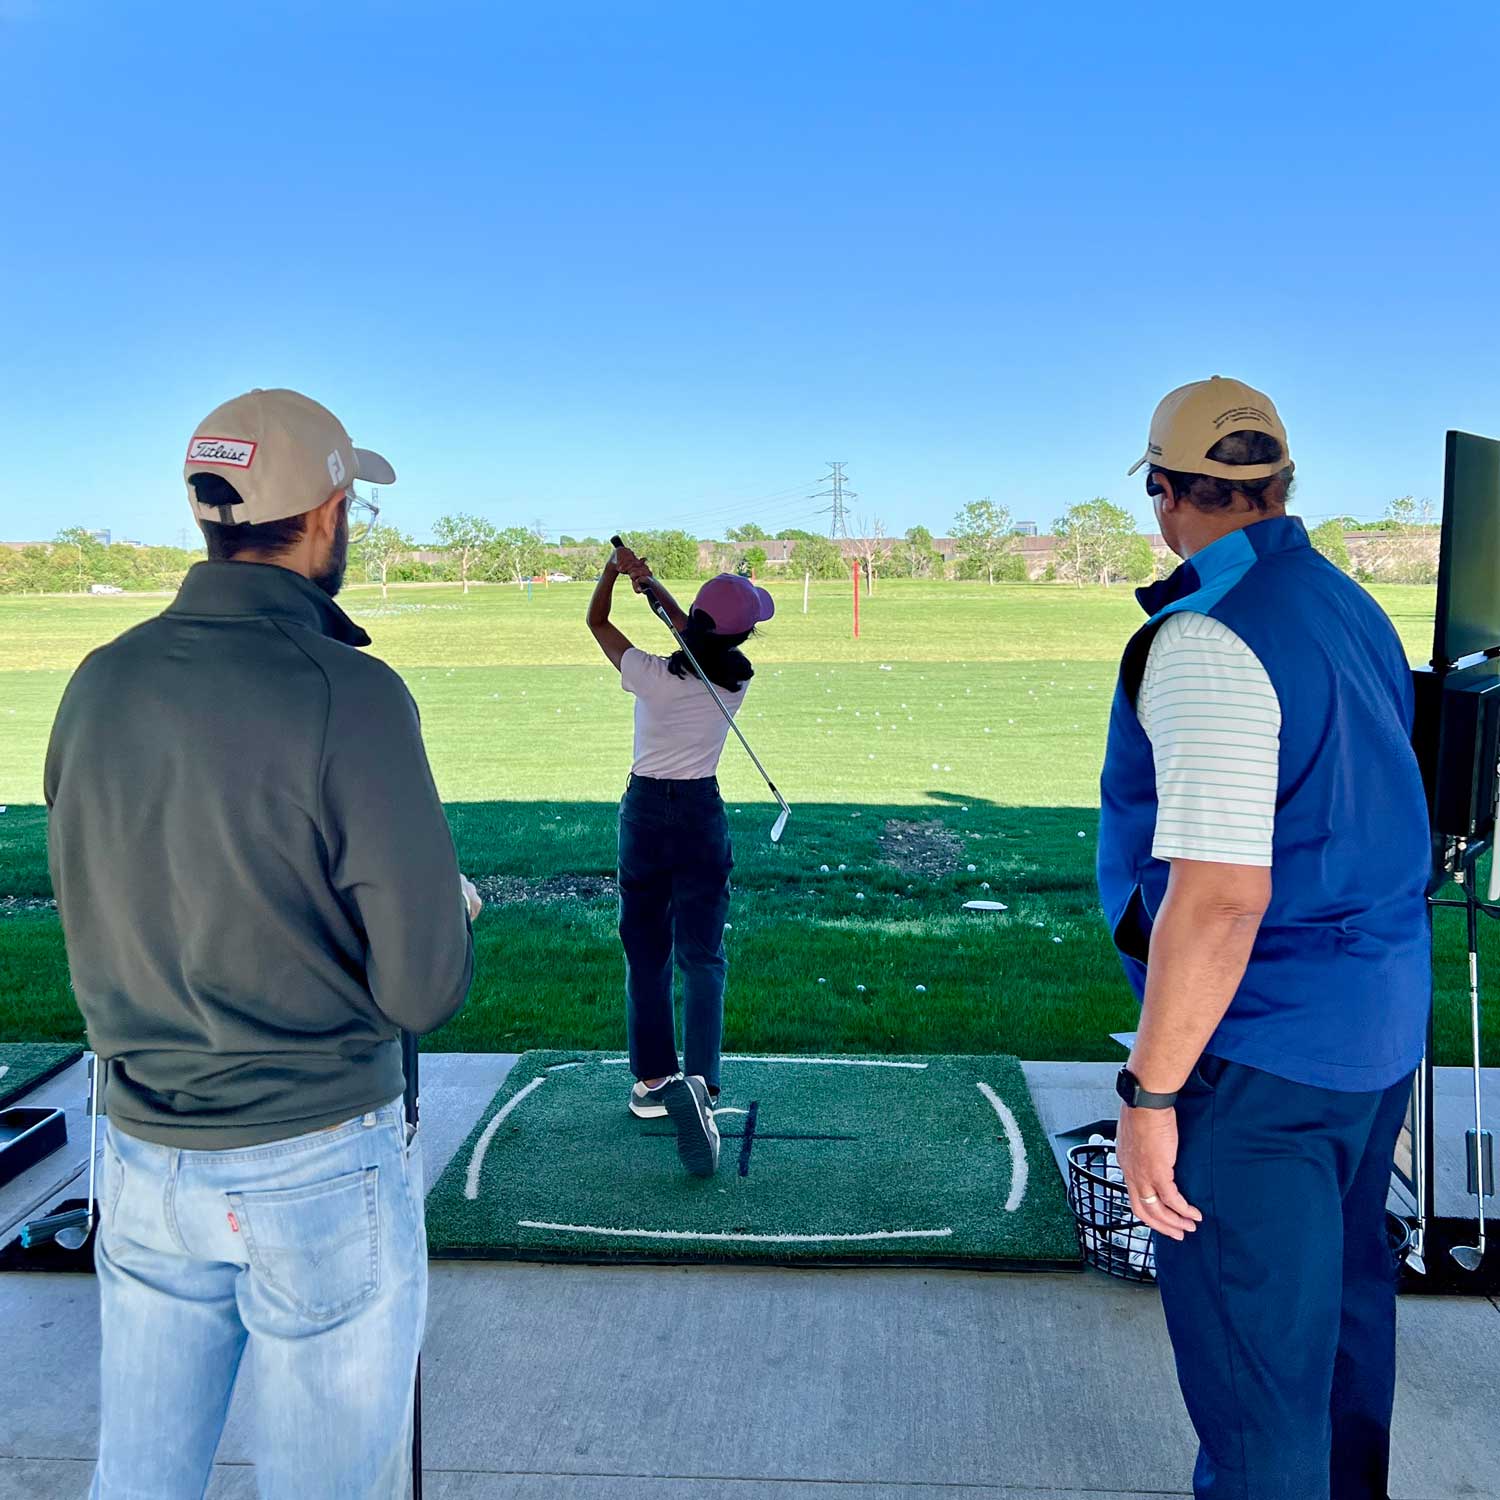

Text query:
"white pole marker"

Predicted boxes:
[[464, 1076, 547, 1200], [977, 1081, 1029, 1213]]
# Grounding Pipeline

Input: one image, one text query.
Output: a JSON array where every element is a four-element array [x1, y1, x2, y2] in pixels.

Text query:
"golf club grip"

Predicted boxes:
[[610, 536, 667, 614]]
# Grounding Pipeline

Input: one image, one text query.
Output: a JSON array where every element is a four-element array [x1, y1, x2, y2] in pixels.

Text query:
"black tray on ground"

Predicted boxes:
[[0, 1107, 67, 1189]]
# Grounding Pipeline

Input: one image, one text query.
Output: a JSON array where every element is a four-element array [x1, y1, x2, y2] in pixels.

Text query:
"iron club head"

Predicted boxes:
[[1450, 1243, 1485, 1271], [770, 806, 789, 843]]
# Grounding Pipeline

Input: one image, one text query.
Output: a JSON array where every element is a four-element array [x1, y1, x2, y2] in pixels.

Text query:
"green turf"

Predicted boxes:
[[0, 1042, 81, 1109], [0, 578, 1491, 1070], [424, 1050, 1080, 1268]]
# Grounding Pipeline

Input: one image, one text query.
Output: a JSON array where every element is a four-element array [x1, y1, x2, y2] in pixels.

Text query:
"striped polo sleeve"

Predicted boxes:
[[1136, 610, 1281, 867]]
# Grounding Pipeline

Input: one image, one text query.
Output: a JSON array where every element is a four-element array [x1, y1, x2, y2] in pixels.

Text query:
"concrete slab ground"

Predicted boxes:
[[2, 1053, 1497, 1498]]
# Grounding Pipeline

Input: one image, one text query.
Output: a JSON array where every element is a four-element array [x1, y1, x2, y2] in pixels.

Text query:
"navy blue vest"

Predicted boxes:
[[1097, 515, 1430, 1092]]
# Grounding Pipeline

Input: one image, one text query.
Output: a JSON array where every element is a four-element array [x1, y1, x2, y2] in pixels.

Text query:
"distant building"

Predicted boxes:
[[86, 528, 111, 546], [1013, 520, 1039, 537]]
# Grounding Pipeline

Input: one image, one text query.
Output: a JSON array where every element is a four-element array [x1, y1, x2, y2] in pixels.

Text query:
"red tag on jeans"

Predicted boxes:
[[227, 1211, 240, 1233]]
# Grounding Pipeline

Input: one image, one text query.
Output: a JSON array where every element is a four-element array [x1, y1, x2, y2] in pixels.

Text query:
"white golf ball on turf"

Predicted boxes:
[[967, 863, 976, 872], [915, 984, 927, 993]]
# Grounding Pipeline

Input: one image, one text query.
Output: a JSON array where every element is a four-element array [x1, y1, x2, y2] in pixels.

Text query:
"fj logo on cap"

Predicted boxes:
[[327, 448, 347, 486], [187, 436, 257, 469]]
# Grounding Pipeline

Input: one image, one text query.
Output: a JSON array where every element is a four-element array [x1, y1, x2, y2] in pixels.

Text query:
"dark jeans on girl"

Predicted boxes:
[[618, 774, 733, 1091]]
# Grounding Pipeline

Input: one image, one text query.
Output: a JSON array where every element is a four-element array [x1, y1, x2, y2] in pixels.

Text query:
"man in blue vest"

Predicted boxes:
[[1098, 377, 1431, 1499]]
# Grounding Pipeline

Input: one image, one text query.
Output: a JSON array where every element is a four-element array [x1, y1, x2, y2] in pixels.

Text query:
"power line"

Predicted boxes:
[[811, 462, 856, 540]]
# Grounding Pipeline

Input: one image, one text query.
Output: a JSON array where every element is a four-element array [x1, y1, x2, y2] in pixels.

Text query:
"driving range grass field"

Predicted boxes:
[[0, 577, 1492, 1065]]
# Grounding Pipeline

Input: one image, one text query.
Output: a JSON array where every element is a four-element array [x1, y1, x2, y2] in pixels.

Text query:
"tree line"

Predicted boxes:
[[2, 498, 1439, 598]]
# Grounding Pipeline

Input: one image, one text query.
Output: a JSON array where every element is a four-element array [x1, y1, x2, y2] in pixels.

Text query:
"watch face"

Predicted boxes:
[[1115, 1068, 1137, 1106]]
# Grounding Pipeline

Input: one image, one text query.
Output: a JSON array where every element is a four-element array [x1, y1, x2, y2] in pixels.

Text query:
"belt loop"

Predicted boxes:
[[362, 1111, 377, 1128]]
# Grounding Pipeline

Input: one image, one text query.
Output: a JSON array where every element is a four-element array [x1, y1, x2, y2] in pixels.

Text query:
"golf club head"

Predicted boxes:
[[20, 1206, 90, 1250], [770, 807, 789, 843], [1450, 1243, 1485, 1271]]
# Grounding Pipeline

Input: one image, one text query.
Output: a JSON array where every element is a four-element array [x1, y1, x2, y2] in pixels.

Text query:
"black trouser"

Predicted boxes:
[[617, 774, 733, 1090]]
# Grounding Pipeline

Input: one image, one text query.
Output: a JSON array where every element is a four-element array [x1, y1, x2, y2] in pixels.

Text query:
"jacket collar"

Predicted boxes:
[[167, 562, 371, 647], [1135, 513, 1310, 618]]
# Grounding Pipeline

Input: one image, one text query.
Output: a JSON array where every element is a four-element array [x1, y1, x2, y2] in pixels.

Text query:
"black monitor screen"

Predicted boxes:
[[1433, 430, 1500, 669]]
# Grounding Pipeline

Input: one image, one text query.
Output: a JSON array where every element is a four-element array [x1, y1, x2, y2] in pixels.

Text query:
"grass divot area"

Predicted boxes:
[[425, 1049, 1081, 1269]]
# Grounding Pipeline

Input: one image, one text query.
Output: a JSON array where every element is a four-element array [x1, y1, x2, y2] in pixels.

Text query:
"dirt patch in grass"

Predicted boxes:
[[877, 819, 966, 879], [473, 873, 617, 905]]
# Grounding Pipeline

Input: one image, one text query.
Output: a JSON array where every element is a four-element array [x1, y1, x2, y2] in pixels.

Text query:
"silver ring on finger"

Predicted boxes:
[[1140, 1194, 1160, 1205]]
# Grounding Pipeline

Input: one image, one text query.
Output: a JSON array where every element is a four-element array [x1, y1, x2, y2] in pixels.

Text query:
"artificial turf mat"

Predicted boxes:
[[425, 1050, 1081, 1269], [0, 1042, 82, 1111]]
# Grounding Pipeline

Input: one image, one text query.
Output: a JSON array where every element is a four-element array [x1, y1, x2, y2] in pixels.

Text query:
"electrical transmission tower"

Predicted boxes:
[[812, 462, 856, 540]]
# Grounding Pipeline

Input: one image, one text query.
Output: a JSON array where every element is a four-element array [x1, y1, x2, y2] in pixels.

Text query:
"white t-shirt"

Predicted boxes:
[[1136, 611, 1281, 867], [621, 647, 748, 780]]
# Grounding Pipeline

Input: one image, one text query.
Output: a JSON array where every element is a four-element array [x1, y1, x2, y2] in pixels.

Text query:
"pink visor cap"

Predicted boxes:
[[692, 574, 776, 635]]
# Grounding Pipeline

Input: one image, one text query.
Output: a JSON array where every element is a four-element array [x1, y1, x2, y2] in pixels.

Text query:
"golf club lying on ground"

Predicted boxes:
[[22, 1051, 99, 1251], [611, 536, 790, 843]]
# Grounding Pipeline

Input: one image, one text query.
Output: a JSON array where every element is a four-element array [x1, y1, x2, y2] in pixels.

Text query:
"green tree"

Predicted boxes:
[[619, 529, 699, 578], [358, 523, 416, 600], [432, 513, 496, 594], [790, 534, 849, 581], [487, 525, 549, 587], [1309, 519, 1351, 573], [1052, 499, 1139, 586], [951, 498, 1016, 584], [776, 527, 820, 543], [739, 545, 769, 575], [898, 525, 942, 578], [1123, 533, 1158, 584], [727, 522, 770, 542]]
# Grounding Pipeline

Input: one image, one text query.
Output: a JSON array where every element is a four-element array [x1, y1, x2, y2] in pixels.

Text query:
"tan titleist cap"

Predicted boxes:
[[183, 388, 396, 526], [1128, 376, 1291, 481]]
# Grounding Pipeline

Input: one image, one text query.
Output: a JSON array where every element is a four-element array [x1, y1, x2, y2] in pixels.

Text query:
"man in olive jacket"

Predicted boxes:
[[46, 388, 478, 1500]]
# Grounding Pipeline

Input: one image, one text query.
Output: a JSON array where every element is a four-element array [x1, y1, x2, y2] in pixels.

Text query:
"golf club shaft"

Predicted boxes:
[[1466, 895, 1486, 1255], [402, 1032, 424, 1500], [610, 539, 789, 818]]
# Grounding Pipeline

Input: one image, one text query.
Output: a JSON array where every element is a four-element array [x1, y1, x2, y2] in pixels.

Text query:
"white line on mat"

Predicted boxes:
[[0, 1066, 8, 1082], [598, 1055, 928, 1070], [518, 1221, 953, 1245], [976, 1082, 1029, 1213], [464, 1077, 547, 1200]]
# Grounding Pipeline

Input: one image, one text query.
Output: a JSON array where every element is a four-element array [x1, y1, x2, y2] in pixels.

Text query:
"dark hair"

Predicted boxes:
[[668, 608, 755, 692], [191, 472, 309, 560], [1151, 430, 1295, 514]]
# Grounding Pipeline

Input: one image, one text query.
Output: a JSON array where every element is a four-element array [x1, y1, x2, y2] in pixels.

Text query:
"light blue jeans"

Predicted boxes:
[[91, 1099, 426, 1499]]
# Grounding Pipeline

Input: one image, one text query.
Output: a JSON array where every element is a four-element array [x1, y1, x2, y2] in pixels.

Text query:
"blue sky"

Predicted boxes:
[[2, 1, 1498, 545]]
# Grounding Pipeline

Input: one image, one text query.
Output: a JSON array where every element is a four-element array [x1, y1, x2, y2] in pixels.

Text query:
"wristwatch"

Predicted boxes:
[[1116, 1066, 1178, 1110]]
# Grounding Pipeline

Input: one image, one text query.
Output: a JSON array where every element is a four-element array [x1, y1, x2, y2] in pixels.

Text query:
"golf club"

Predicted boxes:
[[21, 1051, 99, 1252], [611, 537, 790, 842], [403, 1030, 424, 1500], [1452, 891, 1488, 1271]]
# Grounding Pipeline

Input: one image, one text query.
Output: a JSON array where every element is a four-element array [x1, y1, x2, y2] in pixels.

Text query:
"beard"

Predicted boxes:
[[313, 508, 350, 598]]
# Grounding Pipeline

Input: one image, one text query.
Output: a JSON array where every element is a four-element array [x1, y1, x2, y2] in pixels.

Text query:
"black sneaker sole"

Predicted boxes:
[[662, 1078, 719, 1178]]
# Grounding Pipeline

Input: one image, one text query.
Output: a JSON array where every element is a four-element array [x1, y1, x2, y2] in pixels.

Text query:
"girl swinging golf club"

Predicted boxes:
[[587, 539, 776, 1177]]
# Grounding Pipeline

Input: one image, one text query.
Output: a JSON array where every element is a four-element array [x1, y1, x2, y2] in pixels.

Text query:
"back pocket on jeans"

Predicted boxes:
[[228, 1167, 380, 1322]]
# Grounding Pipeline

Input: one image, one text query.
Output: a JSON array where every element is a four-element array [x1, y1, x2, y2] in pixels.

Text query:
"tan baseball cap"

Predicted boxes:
[[1128, 376, 1291, 481], [183, 388, 396, 525]]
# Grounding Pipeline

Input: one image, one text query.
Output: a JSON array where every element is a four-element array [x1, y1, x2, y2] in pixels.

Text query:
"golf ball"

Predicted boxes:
[[820, 864, 830, 873], [915, 984, 927, 993], [856, 984, 867, 993], [967, 863, 976, 872], [818, 977, 826, 983], [855, 892, 865, 900], [838, 863, 847, 870]]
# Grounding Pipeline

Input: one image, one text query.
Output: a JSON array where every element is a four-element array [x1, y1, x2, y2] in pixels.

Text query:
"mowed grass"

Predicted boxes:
[[0, 577, 1491, 1066]]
